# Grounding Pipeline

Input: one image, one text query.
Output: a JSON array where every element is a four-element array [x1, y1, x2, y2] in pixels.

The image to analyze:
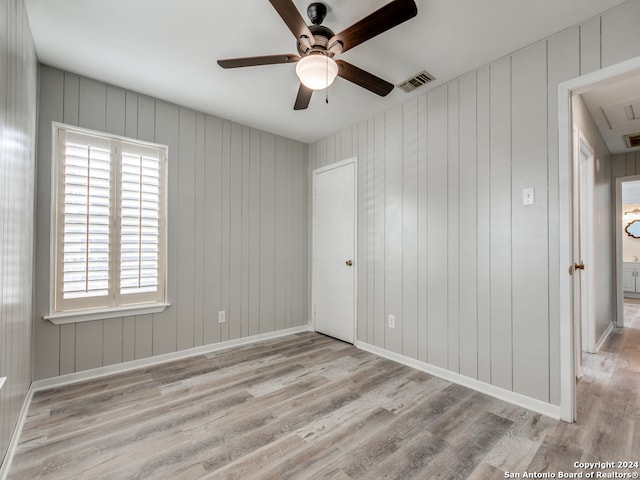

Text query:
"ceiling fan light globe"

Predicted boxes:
[[296, 55, 338, 90]]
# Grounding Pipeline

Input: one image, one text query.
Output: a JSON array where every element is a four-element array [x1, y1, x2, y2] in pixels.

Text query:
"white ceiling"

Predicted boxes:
[[581, 73, 640, 155], [24, 0, 628, 144]]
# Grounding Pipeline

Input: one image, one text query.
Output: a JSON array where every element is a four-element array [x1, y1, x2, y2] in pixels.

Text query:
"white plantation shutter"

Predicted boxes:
[[118, 143, 164, 301], [53, 126, 166, 313]]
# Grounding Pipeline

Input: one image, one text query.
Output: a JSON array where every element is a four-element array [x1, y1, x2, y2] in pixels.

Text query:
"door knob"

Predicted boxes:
[[345, 260, 353, 266]]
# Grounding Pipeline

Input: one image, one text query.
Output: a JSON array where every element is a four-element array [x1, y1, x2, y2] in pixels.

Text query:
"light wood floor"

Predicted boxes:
[[6, 310, 640, 479]]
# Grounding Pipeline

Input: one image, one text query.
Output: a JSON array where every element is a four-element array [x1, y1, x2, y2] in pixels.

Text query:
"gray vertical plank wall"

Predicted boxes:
[[33, 66, 309, 380], [308, 0, 640, 405], [0, 0, 37, 463]]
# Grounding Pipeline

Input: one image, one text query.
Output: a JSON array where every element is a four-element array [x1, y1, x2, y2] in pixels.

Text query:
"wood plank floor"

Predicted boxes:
[[6, 311, 640, 479]]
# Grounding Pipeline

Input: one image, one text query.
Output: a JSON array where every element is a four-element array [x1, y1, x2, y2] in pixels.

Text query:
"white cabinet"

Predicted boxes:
[[623, 262, 640, 295]]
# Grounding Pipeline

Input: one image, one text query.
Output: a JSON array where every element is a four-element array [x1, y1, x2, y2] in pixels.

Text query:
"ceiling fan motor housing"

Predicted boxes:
[[298, 24, 335, 56]]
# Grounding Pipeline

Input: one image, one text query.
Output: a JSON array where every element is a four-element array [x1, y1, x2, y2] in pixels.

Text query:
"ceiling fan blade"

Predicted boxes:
[[217, 54, 300, 69], [329, 0, 417, 53], [336, 60, 394, 97], [269, 0, 315, 49], [294, 84, 313, 110]]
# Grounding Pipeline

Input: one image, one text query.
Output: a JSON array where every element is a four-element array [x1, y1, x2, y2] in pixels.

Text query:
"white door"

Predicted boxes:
[[312, 159, 356, 343], [578, 134, 595, 354]]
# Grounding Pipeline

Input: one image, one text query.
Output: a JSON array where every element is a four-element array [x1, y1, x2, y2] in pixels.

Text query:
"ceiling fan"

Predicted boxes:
[[217, 0, 418, 110]]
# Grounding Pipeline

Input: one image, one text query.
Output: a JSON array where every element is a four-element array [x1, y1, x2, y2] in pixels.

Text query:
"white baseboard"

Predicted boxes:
[[595, 322, 614, 352], [355, 341, 561, 420], [0, 385, 35, 480], [32, 325, 312, 392], [0, 325, 311, 479]]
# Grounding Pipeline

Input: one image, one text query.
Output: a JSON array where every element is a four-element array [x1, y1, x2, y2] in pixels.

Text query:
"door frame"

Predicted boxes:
[[310, 156, 358, 342], [558, 55, 640, 422], [615, 174, 640, 328]]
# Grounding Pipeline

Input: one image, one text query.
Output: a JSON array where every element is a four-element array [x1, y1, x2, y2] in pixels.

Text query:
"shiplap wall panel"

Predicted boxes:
[[151, 100, 179, 356], [220, 120, 231, 342], [384, 105, 403, 354], [511, 42, 550, 401], [626, 153, 636, 175], [59, 325, 75, 375], [241, 127, 252, 334], [402, 100, 419, 359], [602, 0, 640, 68], [580, 17, 601, 75], [547, 26, 580, 405], [102, 318, 123, 366], [33, 67, 308, 379], [426, 86, 449, 368], [366, 119, 376, 344], [34, 67, 61, 381], [230, 123, 245, 339], [259, 133, 276, 334], [447, 81, 460, 372], [125, 91, 138, 138], [417, 95, 429, 363], [76, 322, 103, 371], [274, 137, 287, 333], [356, 121, 368, 342], [326, 134, 336, 167], [374, 113, 386, 348], [248, 128, 261, 337], [176, 108, 197, 351], [458, 72, 479, 380], [489, 57, 513, 391], [476, 65, 492, 384], [106, 86, 126, 136], [0, 0, 36, 459], [63, 74, 79, 125], [204, 115, 223, 345], [193, 113, 206, 347], [293, 140, 308, 328]]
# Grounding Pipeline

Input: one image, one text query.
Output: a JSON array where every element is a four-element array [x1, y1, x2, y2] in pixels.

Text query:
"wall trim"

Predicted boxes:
[[595, 322, 614, 352], [356, 341, 562, 420], [0, 386, 35, 480]]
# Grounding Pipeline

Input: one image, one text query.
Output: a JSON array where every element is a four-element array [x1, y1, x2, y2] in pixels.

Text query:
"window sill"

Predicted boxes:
[[44, 303, 170, 325]]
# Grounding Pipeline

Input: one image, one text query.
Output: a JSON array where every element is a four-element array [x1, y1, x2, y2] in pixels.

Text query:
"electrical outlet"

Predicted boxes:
[[218, 310, 226, 324], [388, 314, 395, 329]]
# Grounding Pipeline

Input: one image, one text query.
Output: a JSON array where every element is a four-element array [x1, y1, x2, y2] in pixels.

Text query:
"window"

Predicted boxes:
[[48, 124, 168, 322]]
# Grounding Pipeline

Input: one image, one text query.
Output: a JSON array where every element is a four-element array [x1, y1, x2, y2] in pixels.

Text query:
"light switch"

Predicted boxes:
[[522, 188, 534, 206]]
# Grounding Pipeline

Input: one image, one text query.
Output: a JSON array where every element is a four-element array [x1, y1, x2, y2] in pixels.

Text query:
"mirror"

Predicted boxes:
[[625, 220, 640, 238]]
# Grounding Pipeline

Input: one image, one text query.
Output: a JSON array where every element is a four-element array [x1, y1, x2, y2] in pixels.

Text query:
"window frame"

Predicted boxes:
[[46, 122, 169, 324]]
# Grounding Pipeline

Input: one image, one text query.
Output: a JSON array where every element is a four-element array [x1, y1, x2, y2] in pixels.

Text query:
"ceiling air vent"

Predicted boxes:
[[397, 70, 435, 93], [624, 133, 640, 149]]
